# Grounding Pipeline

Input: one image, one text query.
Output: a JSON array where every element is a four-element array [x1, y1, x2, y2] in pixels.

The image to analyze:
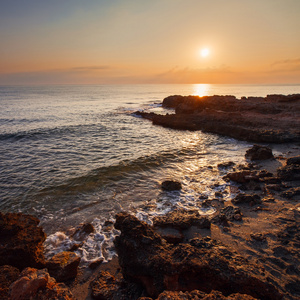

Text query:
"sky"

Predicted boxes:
[[0, 0, 300, 85]]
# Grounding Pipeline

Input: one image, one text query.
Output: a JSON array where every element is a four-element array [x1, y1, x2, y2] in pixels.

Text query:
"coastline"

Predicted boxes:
[[1, 93, 300, 299]]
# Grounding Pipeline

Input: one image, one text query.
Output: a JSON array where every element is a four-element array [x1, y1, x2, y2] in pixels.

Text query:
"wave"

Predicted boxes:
[[36, 145, 203, 197], [0, 123, 107, 142]]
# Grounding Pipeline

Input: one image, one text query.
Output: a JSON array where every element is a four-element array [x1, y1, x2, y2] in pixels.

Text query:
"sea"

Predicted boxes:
[[1, 83, 300, 265]]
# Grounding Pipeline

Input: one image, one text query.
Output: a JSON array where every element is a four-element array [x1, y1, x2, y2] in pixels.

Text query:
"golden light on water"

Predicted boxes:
[[192, 84, 211, 97]]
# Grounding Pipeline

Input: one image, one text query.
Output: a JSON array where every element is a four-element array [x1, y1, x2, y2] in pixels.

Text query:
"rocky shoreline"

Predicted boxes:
[[1, 144, 300, 299], [136, 94, 300, 143]]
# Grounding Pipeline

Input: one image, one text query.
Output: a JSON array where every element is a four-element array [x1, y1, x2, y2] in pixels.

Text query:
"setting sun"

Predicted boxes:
[[200, 48, 210, 58]]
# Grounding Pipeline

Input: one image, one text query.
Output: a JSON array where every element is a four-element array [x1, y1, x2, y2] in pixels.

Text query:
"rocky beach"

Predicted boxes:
[[1, 94, 300, 299]]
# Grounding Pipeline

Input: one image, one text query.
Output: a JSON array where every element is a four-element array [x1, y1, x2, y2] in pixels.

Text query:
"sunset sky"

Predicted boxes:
[[1, 0, 300, 85]]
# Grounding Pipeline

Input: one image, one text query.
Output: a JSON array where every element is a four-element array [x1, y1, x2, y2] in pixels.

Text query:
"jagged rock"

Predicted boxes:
[[232, 194, 262, 205], [153, 209, 211, 230], [286, 155, 300, 166], [71, 222, 95, 241], [46, 251, 80, 282], [224, 171, 259, 183], [9, 267, 74, 300], [0, 212, 46, 269], [0, 265, 20, 299], [161, 180, 182, 191], [114, 212, 281, 299], [245, 145, 274, 161]]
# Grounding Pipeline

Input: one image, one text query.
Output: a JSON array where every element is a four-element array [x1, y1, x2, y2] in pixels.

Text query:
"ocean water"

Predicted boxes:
[[1, 83, 300, 264]]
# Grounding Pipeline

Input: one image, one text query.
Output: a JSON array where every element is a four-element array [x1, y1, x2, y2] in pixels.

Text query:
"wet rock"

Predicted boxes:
[[46, 251, 80, 282], [0, 265, 20, 299], [217, 161, 235, 169], [232, 193, 262, 205], [212, 206, 242, 226], [153, 290, 258, 299], [9, 267, 75, 300], [71, 222, 95, 241], [224, 171, 259, 183], [245, 145, 274, 161], [153, 209, 211, 230], [161, 180, 182, 191], [286, 155, 300, 166], [89, 258, 104, 270], [0, 212, 46, 269], [114, 212, 281, 299]]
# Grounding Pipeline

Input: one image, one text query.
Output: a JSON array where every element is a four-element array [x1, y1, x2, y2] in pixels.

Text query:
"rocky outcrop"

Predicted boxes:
[[114, 212, 281, 299], [277, 155, 300, 181], [137, 94, 300, 143], [0, 265, 20, 299], [46, 251, 81, 282], [9, 267, 75, 300], [0, 212, 46, 269]]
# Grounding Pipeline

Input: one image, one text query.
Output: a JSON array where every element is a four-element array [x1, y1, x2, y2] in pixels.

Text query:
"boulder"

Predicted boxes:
[[9, 267, 74, 300], [245, 145, 274, 161], [0, 212, 46, 269], [161, 180, 182, 191], [0, 265, 20, 299], [114, 212, 281, 299], [46, 251, 80, 282], [277, 157, 300, 181]]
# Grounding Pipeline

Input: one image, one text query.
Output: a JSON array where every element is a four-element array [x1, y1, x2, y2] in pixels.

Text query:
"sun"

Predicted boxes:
[[200, 48, 210, 58]]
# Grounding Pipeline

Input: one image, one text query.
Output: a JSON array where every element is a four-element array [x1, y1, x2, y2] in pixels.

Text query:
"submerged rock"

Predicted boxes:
[[245, 145, 274, 161], [161, 180, 182, 191], [0, 212, 46, 269], [114, 212, 281, 299]]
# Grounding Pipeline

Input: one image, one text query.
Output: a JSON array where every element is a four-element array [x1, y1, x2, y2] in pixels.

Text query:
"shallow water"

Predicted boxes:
[[1, 83, 300, 264]]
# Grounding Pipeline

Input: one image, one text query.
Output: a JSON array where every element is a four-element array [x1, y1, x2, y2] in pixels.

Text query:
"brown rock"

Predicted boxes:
[[46, 251, 80, 282], [9, 267, 75, 300], [0, 212, 46, 269], [114, 213, 281, 299], [0, 265, 20, 299], [245, 145, 274, 161]]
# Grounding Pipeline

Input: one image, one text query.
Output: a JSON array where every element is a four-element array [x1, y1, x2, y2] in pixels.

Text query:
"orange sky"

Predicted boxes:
[[1, 0, 300, 85]]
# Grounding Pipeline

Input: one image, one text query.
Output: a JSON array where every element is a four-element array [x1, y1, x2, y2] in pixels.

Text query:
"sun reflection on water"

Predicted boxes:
[[192, 84, 211, 97]]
